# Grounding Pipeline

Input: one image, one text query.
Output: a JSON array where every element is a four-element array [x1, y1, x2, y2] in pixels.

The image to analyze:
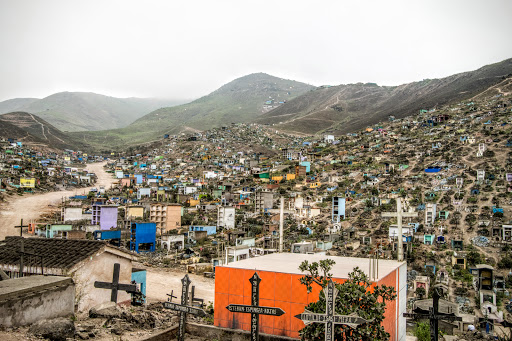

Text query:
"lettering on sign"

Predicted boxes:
[[225, 272, 286, 341]]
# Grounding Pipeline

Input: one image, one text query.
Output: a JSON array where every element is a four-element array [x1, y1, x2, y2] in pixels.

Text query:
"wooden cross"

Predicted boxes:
[[381, 198, 418, 261], [295, 280, 373, 341], [226, 272, 285, 341], [403, 288, 462, 341], [94, 263, 137, 303], [163, 275, 206, 341], [14, 219, 28, 237], [15, 236, 44, 278]]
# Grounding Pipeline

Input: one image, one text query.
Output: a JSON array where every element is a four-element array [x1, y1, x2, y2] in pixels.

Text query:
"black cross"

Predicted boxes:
[[166, 290, 177, 302], [294, 280, 373, 341], [14, 219, 28, 237], [162, 274, 206, 341], [403, 288, 462, 341], [94, 263, 137, 303], [226, 272, 286, 341]]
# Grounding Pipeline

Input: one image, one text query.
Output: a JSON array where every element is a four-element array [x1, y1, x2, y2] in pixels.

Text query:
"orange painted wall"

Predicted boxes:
[[214, 266, 398, 339], [378, 269, 398, 341]]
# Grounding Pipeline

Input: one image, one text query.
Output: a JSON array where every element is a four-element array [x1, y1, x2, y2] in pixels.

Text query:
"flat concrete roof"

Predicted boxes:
[[0, 276, 73, 301], [220, 253, 405, 282]]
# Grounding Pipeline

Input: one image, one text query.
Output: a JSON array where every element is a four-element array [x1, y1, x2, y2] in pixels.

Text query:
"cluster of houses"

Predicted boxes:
[[0, 138, 100, 194], [1, 90, 512, 337]]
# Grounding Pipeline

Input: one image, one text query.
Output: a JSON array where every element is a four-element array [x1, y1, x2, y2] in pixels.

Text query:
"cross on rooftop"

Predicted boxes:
[[381, 198, 418, 262], [294, 280, 373, 341], [94, 263, 137, 303]]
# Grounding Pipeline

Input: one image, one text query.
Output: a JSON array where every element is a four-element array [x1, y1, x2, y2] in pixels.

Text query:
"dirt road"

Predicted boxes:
[[0, 161, 115, 240], [144, 266, 215, 305]]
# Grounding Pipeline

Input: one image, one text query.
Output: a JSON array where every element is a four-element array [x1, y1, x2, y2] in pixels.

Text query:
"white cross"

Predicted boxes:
[[381, 198, 418, 262], [438, 226, 445, 235]]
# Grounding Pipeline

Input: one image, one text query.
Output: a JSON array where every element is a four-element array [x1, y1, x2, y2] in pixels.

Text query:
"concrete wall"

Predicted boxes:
[[64, 207, 83, 222], [146, 323, 297, 341], [0, 276, 74, 327], [72, 251, 132, 313]]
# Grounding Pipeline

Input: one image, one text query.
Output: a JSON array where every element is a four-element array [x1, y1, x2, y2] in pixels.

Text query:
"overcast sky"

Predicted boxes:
[[0, 0, 511, 101]]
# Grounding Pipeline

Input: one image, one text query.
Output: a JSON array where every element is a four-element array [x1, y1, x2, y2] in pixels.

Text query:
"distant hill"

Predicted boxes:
[[0, 92, 187, 132], [71, 73, 315, 148], [0, 112, 89, 150], [0, 98, 38, 113], [256, 58, 512, 135], [126, 73, 314, 132]]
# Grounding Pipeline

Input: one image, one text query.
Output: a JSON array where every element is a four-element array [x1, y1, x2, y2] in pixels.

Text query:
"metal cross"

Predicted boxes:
[[294, 280, 373, 341], [226, 272, 285, 341], [162, 274, 206, 341], [403, 289, 462, 341], [94, 263, 137, 303], [381, 198, 418, 261]]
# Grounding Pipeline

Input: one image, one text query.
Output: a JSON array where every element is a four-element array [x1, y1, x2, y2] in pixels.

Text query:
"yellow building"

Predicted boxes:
[[20, 178, 36, 188], [126, 206, 144, 220], [286, 174, 296, 181], [309, 182, 321, 189]]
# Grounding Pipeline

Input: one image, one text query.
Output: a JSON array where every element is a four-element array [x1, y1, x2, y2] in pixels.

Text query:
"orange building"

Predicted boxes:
[[214, 254, 406, 340]]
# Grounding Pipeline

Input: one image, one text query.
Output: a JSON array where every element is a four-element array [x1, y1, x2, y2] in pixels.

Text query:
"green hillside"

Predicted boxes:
[[127, 73, 314, 132]]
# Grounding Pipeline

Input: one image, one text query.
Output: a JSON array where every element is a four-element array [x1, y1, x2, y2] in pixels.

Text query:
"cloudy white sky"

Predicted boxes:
[[0, 0, 511, 101]]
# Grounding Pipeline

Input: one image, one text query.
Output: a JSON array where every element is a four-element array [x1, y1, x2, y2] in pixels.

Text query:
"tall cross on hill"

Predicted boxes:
[[381, 198, 417, 262]]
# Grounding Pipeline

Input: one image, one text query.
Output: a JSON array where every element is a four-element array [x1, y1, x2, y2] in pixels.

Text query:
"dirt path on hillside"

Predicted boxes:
[[0, 161, 115, 240]]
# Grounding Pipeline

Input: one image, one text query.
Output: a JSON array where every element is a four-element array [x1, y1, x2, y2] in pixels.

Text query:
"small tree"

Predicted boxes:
[[298, 260, 396, 340], [414, 321, 430, 341], [416, 287, 426, 299]]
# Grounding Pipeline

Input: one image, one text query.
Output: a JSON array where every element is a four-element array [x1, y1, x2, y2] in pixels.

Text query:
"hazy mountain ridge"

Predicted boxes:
[[257, 58, 512, 134], [0, 98, 39, 114], [0, 92, 187, 132]]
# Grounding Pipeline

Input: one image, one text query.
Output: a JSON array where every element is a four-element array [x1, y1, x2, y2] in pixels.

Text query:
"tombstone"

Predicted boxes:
[[226, 272, 285, 341], [294, 280, 373, 341], [163, 275, 206, 341]]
